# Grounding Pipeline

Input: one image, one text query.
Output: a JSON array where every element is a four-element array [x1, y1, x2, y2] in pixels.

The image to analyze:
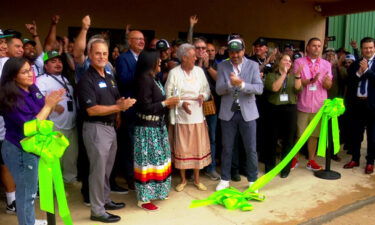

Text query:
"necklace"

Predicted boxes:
[[154, 79, 165, 96]]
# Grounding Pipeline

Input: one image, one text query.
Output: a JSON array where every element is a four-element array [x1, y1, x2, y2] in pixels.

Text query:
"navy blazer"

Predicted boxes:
[[115, 50, 137, 98], [346, 57, 375, 111]]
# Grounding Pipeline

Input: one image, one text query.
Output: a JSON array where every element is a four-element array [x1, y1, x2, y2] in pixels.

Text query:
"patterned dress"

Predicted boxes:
[[134, 78, 171, 202]]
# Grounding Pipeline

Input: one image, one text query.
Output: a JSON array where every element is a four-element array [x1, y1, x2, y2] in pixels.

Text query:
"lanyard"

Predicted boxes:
[[48, 74, 72, 99], [282, 75, 288, 93]]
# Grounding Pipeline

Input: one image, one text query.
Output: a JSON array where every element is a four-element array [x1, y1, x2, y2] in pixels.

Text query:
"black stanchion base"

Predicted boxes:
[[314, 170, 341, 180]]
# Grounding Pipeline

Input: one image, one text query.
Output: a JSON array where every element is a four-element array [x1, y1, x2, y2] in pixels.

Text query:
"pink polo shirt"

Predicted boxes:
[[293, 56, 332, 113]]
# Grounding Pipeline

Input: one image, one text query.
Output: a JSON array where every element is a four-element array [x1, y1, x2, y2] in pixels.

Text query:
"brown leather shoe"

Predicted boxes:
[[343, 161, 359, 169], [365, 164, 374, 174]]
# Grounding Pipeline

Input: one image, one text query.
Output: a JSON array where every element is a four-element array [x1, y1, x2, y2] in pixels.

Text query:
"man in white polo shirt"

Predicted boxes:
[[36, 50, 78, 183]]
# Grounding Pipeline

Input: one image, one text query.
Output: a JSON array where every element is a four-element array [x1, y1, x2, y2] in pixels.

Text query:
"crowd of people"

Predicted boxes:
[[0, 14, 374, 224]]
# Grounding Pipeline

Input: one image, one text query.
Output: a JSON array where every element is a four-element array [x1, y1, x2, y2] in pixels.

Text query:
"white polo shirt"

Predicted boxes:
[[36, 74, 76, 129]]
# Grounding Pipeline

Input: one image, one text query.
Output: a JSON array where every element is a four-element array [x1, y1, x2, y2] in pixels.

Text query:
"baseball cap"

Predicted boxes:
[[156, 39, 170, 51], [293, 52, 302, 60], [23, 38, 36, 46], [345, 54, 355, 61], [325, 47, 335, 53], [228, 39, 244, 51], [0, 29, 13, 39], [43, 50, 61, 62], [253, 37, 267, 46], [3, 29, 22, 39]]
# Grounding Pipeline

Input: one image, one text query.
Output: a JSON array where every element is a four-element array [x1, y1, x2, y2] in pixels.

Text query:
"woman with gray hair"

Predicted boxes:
[[165, 43, 211, 192]]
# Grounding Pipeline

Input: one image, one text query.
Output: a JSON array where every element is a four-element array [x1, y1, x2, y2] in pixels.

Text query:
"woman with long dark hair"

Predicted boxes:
[[264, 54, 302, 178], [0, 57, 64, 225], [133, 50, 179, 211]]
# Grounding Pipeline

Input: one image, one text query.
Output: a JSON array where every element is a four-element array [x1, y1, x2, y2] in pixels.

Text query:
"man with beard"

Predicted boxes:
[[23, 20, 44, 80], [36, 51, 79, 183]]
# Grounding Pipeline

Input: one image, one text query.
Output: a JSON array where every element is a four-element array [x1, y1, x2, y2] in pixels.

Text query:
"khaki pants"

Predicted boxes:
[[297, 111, 321, 138]]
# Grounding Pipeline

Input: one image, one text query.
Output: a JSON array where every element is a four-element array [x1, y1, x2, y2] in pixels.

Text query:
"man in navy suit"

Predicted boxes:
[[215, 38, 263, 191], [114, 30, 145, 189], [343, 37, 375, 174]]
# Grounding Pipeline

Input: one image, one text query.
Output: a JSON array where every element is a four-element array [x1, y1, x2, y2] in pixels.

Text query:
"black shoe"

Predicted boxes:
[[6, 200, 16, 214], [90, 212, 121, 223], [280, 170, 290, 178], [110, 184, 129, 194], [231, 174, 241, 182], [104, 201, 126, 210]]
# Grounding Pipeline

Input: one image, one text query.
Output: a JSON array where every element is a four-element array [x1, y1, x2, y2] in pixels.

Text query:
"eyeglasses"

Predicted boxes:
[[20, 69, 33, 75], [195, 46, 206, 50]]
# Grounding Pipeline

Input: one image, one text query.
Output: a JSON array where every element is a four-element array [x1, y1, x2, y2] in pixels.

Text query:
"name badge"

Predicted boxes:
[[309, 84, 317, 91], [98, 81, 107, 88], [280, 94, 289, 102]]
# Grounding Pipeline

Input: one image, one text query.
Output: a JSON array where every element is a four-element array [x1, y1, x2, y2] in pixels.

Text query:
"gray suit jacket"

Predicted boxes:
[[216, 57, 263, 122]]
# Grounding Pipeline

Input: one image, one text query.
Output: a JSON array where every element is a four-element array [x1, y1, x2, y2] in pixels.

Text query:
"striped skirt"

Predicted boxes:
[[134, 125, 171, 202], [168, 122, 211, 169]]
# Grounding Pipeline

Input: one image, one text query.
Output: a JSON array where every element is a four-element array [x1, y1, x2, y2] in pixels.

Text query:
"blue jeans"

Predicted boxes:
[[1, 140, 39, 225], [205, 114, 217, 172], [220, 111, 258, 182]]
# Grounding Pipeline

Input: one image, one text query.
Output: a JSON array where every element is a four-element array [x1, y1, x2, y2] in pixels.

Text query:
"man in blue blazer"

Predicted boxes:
[[343, 37, 375, 174], [215, 38, 263, 191], [114, 30, 145, 190]]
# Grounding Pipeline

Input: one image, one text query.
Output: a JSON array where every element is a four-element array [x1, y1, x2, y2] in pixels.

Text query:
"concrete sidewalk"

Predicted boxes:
[[1, 149, 374, 225]]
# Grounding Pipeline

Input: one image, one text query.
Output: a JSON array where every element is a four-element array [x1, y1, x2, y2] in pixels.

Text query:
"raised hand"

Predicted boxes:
[[350, 40, 358, 49], [25, 20, 38, 36], [51, 15, 60, 24], [125, 24, 131, 34], [190, 15, 198, 27], [82, 15, 91, 30]]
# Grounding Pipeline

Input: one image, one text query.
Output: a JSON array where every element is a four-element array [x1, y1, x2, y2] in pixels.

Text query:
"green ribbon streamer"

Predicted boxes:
[[190, 98, 345, 211], [20, 119, 73, 225]]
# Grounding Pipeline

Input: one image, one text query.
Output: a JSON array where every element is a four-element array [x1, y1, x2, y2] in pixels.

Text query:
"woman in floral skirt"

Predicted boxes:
[[133, 49, 180, 211]]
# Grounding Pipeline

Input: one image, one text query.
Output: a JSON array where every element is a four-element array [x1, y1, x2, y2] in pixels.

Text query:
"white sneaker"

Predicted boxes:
[[216, 180, 230, 191], [35, 219, 47, 225], [249, 182, 258, 193]]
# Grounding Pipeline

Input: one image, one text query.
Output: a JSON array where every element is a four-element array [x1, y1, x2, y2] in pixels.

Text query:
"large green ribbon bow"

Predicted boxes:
[[20, 119, 73, 225], [190, 98, 345, 211], [190, 187, 265, 211]]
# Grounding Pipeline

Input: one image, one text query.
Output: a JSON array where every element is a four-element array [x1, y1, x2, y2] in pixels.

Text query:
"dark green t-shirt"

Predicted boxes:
[[265, 72, 302, 105]]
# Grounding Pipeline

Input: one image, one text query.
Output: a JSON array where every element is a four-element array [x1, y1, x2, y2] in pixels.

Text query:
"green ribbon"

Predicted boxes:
[[20, 119, 73, 225], [190, 98, 345, 211], [190, 187, 265, 211]]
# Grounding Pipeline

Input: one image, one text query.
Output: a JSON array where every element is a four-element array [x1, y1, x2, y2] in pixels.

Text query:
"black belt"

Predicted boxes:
[[86, 121, 115, 127], [357, 96, 368, 100]]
